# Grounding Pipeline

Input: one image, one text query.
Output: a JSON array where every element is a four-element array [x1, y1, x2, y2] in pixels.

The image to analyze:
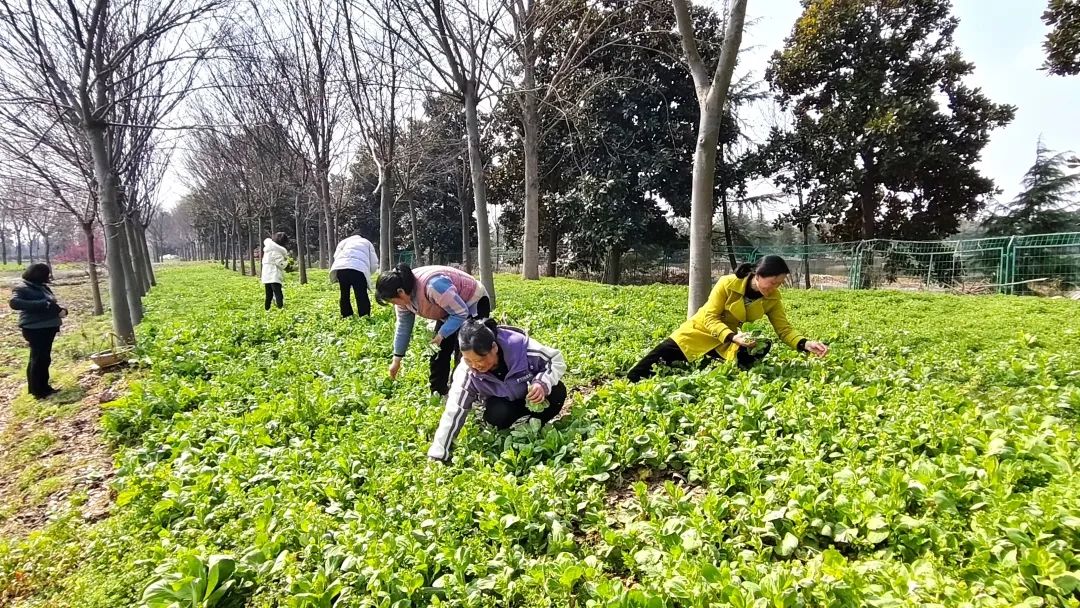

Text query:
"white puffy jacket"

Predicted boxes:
[[330, 235, 379, 285], [261, 238, 288, 284]]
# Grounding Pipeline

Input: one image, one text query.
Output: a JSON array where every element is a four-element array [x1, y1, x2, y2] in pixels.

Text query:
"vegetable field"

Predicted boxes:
[[4, 264, 1080, 607]]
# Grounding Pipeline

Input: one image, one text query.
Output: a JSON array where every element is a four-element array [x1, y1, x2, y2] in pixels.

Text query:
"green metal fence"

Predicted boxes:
[[718, 232, 1080, 294], [406, 231, 1080, 296]]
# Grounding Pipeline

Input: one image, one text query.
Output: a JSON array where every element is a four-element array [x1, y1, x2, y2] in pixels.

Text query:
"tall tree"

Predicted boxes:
[[671, 0, 748, 316], [984, 141, 1080, 236], [767, 0, 1015, 243], [1043, 0, 1080, 75], [395, 0, 506, 303]]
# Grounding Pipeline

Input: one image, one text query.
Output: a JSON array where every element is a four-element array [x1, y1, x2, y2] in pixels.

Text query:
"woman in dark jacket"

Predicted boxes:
[[9, 263, 67, 398]]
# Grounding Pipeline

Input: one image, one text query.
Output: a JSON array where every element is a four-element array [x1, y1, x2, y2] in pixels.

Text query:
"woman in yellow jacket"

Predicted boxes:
[[627, 256, 829, 382]]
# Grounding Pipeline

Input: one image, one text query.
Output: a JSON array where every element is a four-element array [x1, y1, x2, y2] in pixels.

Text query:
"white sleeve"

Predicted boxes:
[[527, 338, 566, 394], [427, 364, 477, 462]]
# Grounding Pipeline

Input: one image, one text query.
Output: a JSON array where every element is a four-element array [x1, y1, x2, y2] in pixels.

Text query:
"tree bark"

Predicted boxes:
[[408, 198, 421, 266], [82, 222, 105, 315], [603, 247, 622, 285], [118, 216, 145, 323], [43, 234, 51, 266], [87, 126, 135, 342], [720, 184, 737, 271], [546, 220, 558, 277], [294, 192, 308, 284], [138, 223, 157, 287], [520, 57, 541, 280], [126, 218, 148, 293], [673, 0, 748, 317], [463, 84, 495, 303], [458, 158, 473, 274], [379, 163, 393, 271], [858, 149, 877, 240]]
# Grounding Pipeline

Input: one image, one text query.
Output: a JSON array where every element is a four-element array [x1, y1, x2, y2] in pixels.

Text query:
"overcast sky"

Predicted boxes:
[[160, 0, 1079, 212]]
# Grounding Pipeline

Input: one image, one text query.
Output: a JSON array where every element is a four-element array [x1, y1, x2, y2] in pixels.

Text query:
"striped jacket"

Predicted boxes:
[[428, 326, 565, 462], [392, 266, 487, 357]]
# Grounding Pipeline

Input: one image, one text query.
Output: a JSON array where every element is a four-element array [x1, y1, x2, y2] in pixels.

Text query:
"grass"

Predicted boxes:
[[1, 264, 1079, 607]]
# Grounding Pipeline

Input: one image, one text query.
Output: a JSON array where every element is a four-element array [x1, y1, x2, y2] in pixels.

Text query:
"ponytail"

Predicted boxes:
[[734, 255, 791, 280], [375, 263, 417, 305], [458, 318, 499, 355]]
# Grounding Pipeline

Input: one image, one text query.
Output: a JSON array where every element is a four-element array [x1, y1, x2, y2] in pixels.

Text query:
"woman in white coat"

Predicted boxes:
[[260, 232, 289, 310], [330, 234, 379, 317]]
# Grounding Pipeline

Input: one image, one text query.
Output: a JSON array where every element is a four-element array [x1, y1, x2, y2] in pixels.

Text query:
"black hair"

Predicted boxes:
[[375, 263, 417, 305], [22, 263, 51, 284], [272, 231, 289, 246], [458, 318, 499, 355], [735, 255, 791, 279]]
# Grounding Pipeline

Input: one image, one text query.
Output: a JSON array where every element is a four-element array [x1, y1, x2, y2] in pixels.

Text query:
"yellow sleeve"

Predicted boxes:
[[765, 299, 805, 350], [696, 278, 736, 343]]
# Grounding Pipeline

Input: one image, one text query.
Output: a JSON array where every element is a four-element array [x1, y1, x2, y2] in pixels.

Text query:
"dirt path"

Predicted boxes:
[[0, 278, 120, 540]]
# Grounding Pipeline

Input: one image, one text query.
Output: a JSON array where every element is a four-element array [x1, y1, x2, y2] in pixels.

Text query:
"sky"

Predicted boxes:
[[159, 0, 1079, 212], [735, 0, 1080, 207]]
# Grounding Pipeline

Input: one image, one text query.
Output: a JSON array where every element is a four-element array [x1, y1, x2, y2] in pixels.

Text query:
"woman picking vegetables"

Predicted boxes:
[[428, 318, 566, 462], [375, 264, 490, 396], [627, 255, 829, 382]]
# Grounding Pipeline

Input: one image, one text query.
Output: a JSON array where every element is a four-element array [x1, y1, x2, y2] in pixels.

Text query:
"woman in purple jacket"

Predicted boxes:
[[427, 318, 567, 463]]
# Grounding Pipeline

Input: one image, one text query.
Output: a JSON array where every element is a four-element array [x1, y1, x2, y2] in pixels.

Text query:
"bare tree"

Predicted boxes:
[[0, 0, 224, 341], [671, 0, 747, 316], [395, 0, 509, 302]]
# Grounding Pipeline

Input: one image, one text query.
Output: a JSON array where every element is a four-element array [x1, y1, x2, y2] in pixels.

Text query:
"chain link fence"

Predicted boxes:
[[399, 231, 1080, 297]]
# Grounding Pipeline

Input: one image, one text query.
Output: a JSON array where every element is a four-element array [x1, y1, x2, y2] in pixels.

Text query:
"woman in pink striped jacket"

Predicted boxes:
[[375, 264, 490, 396]]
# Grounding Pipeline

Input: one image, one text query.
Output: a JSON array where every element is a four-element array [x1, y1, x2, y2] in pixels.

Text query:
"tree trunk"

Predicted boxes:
[[379, 163, 393, 271], [320, 173, 333, 269], [546, 220, 558, 277], [43, 234, 51, 266], [82, 223, 105, 315], [408, 198, 421, 266], [127, 219, 149, 293], [463, 84, 495, 303], [520, 61, 541, 280], [117, 217, 144, 324], [720, 185, 737, 271], [858, 150, 877, 240], [796, 184, 811, 289], [138, 224, 157, 287], [458, 158, 473, 274], [250, 218, 258, 277], [603, 248, 622, 285], [0, 220, 7, 265], [294, 192, 308, 284], [678, 0, 747, 317], [87, 127, 135, 342], [15, 227, 22, 265]]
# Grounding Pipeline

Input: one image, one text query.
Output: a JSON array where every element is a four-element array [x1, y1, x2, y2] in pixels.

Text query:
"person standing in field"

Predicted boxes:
[[375, 264, 490, 396], [627, 255, 829, 382], [9, 263, 67, 399], [428, 318, 566, 462], [260, 232, 289, 310], [330, 234, 379, 318]]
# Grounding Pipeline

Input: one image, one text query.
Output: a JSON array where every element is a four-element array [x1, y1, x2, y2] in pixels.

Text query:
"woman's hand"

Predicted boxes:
[[526, 383, 546, 404], [388, 356, 403, 379], [431, 334, 444, 347], [732, 332, 757, 348], [58, 307, 68, 319], [804, 341, 829, 357]]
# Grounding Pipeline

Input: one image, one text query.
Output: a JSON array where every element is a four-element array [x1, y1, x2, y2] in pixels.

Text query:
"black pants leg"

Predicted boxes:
[[264, 284, 274, 310], [337, 269, 370, 317], [271, 283, 283, 309], [430, 319, 457, 396], [627, 338, 689, 383], [484, 381, 567, 429], [474, 295, 491, 320], [353, 274, 370, 317], [22, 327, 58, 398], [338, 274, 354, 317]]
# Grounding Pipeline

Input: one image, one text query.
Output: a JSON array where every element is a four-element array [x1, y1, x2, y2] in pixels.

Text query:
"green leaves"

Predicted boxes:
[[12, 266, 1080, 608]]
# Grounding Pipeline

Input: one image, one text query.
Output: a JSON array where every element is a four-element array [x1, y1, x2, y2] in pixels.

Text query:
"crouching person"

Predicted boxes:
[[427, 318, 567, 463]]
